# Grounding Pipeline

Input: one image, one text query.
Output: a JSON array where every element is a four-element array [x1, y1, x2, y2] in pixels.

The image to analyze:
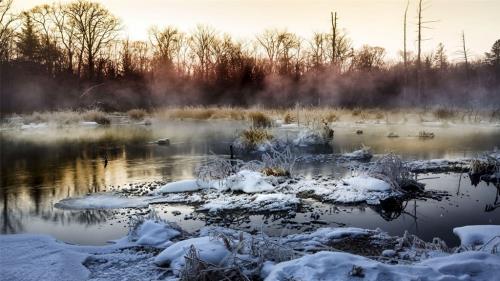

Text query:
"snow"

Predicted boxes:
[[285, 227, 375, 244], [198, 193, 300, 213], [223, 170, 275, 193], [154, 179, 204, 194], [342, 148, 373, 160], [80, 121, 99, 126], [55, 193, 149, 209], [264, 251, 500, 281], [0, 234, 90, 281], [453, 225, 500, 250], [342, 175, 392, 192], [3, 222, 500, 281], [154, 236, 232, 273], [292, 129, 325, 146], [407, 158, 469, 173], [20, 122, 48, 130], [154, 170, 275, 194], [131, 220, 181, 248], [329, 175, 393, 204]]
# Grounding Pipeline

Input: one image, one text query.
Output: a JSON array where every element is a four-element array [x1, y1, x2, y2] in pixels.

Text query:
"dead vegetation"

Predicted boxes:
[[196, 146, 296, 184], [82, 109, 111, 125], [369, 154, 424, 193], [433, 107, 457, 120], [248, 111, 273, 128], [418, 131, 435, 139], [127, 109, 147, 121], [232, 128, 275, 152]]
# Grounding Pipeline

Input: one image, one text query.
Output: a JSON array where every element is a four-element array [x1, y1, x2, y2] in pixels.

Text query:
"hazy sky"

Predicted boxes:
[[13, 0, 500, 60]]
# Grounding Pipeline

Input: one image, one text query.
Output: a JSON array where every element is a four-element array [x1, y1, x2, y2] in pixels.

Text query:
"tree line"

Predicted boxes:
[[1, 0, 499, 113]]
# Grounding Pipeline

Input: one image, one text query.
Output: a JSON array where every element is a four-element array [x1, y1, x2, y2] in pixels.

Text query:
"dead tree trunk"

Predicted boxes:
[[331, 11, 337, 67], [417, 0, 423, 102], [462, 31, 469, 80]]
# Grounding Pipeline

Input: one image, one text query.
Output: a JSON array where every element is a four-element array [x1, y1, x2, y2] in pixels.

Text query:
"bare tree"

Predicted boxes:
[[331, 11, 337, 66], [461, 31, 469, 79], [256, 29, 281, 73], [276, 31, 300, 75], [0, 0, 17, 61], [309, 32, 326, 69], [51, 3, 78, 73], [403, 0, 409, 69], [353, 45, 386, 71], [67, 0, 121, 79], [149, 25, 183, 68], [190, 24, 217, 80]]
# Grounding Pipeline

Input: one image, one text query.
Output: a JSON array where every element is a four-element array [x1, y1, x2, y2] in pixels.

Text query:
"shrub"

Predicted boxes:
[[83, 110, 111, 125], [434, 108, 456, 120], [240, 128, 273, 148], [248, 111, 272, 128], [127, 109, 147, 121], [283, 112, 294, 124]]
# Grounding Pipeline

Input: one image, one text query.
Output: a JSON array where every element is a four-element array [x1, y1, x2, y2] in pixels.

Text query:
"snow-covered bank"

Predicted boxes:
[[55, 172, 402, 214], [2, 221, 499, 281], [264, 251, 500, 281], [0, 234, 90, 281]]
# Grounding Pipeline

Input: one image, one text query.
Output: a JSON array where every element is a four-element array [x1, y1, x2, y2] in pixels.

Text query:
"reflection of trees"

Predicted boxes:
[[371, 197, 418, 225], [37, 209, 111, 225], [485, 183, 500, 212], [1, 194, 24, 234], [1, 196, 112, 234], [467, 173, 500, 212]]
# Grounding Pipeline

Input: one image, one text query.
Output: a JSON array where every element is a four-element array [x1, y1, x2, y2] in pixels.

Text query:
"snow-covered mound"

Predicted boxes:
[[223, 170, 275, 193], [153, 179, 207, 194], [292, 175, 399, 205], [292, 129, 326, 146], [341, 148, 373, 160], [128, 220, 181, 248], [20, 122, 48, 130], [155, 170, 276, 194], [55, 193, 150, 209], [154, 236, 232, 272], [263, 250, 500, 281], [0, 234, 90, 281], [198, 193, 299, 213], [407, 158, 470, 173], [453, 225, 500, 250]]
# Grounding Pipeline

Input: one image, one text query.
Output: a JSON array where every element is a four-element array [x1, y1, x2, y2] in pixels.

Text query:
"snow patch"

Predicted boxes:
[[264, 251, 500, 281], [154, 236, 232, 273], [131, 220, 181, 248], [0, 234, 90, 281], [453, 225, 500, 250]]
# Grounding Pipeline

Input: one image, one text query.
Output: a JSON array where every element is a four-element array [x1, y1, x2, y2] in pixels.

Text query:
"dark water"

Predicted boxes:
[[1, 121, 499, 246]]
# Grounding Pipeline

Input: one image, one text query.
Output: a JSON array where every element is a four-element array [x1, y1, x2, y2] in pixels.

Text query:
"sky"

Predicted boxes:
[[12, 0, 500, 61]]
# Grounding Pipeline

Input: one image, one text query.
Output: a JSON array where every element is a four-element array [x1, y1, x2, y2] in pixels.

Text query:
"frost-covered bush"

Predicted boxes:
[[196, 146, 296, 184], [368, 154, 423, 192]]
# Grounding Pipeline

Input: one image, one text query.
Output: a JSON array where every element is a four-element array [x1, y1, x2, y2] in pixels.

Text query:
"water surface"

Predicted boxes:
[[1, 120, 499, 246]]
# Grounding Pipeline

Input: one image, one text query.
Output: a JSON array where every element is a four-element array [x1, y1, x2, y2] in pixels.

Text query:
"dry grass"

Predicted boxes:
[[127, 109, 147, 121], [148, 106, 500, 125], [433, 107, 457, 120], [248, 111, 272, 128], [83, 109, 111, 125], [283, 112, 294, 124], [239, 128, 273, 149], [8, 107, 500, 129]]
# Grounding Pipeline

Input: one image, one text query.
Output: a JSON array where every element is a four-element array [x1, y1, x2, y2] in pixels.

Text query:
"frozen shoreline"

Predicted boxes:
[[1, 221, 499, 281]]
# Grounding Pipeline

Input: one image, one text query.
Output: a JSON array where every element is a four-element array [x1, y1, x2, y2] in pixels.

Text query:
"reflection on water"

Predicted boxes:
[[1, 121, 499, 245]]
